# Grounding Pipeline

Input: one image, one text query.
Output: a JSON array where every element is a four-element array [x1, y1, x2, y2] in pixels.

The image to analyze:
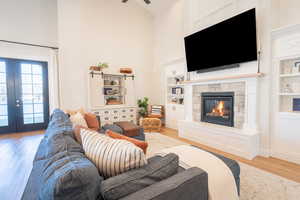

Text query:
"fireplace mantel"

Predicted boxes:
[[183, 73, 264, 85]]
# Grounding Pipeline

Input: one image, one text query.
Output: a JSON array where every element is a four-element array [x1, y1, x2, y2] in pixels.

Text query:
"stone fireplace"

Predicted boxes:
[[193, 82, 245, 129], [201, 92, 234, 127], [179, 77, 261, 160]]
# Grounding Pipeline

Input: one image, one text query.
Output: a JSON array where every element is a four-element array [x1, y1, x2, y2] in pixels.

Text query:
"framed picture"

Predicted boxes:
[[293, 98, 300, 111]]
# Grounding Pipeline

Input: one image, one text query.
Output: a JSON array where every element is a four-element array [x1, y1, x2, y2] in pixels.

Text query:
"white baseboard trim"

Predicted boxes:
[[270, 151, 300, 165], [259, 148, 271, 157]]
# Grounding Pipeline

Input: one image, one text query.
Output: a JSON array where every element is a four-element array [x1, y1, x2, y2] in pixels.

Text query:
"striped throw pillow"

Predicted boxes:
[[80, 129, 147, 178]]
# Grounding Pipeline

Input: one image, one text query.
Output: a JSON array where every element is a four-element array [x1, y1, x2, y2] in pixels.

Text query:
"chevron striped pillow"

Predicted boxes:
[[80, 129, 147, 178]]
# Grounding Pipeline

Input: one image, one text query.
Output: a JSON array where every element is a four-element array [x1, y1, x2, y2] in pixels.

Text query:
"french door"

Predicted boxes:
[[0, 58, 49, 134]]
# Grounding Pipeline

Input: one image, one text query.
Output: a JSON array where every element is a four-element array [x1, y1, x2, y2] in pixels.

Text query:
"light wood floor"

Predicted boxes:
[[0, 131, 44, 200], [0, 128, 299, 200], [160, 127, 300, 183]]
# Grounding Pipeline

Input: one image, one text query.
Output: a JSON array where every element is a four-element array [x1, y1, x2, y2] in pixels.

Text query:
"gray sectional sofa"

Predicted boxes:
[[22, 109, 240, 200]]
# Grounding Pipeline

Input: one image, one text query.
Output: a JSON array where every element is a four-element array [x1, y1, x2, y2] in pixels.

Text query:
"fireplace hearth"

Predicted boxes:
[[201, 92, 234, 127]]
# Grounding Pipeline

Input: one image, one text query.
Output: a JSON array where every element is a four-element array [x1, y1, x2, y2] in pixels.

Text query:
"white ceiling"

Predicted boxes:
[[134, 0, 176, 16]]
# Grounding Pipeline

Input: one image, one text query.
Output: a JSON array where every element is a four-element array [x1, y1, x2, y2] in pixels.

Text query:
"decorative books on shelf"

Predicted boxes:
[[293, 98, 300, 111]]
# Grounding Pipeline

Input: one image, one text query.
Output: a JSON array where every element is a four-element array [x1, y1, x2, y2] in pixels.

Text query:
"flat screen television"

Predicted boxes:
[[184, 8, 257, 73]]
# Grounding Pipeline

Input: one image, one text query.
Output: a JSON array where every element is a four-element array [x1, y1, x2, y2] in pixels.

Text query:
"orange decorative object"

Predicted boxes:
[[106, 99, 122, 105], [84, 113, 100, 131], [120, 68, 133, 74], [89, 66, 102, 71], [106, 130, 148, 154]]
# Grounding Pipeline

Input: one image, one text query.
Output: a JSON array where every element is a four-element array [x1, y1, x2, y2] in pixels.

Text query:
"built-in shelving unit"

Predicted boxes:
[[270, 23, 300, 165], [164, 62, 186, 130], [278, 57, 300, 113], [89, 72, 135, 106], [88, 70, 137, 124], [167, 76, 185, 105]]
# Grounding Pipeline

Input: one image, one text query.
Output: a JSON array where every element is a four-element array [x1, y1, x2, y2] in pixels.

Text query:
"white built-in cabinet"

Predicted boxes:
[[88, 72, 137, 124], [271, 24, 300, 164]]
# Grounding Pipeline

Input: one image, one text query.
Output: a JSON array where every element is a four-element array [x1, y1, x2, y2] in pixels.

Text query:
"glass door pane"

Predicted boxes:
[[0, 62, 8, 127], [20, 64, 44, 124]]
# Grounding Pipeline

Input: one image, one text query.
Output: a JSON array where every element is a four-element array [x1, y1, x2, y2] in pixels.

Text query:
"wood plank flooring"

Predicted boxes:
[[0, 131, 44, 200], [160, 127, 300, 183], [0, 128, 299, 200]]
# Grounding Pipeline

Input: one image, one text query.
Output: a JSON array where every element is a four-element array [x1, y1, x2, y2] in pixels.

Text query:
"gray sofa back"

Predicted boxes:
[[22, 109, 103, 200]]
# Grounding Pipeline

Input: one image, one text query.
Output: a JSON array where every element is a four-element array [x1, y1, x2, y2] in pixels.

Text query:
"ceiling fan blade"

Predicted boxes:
[[122, 0, 151, 4]]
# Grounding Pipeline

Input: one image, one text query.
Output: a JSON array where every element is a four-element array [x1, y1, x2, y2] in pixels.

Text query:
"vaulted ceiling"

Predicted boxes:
[[134, 0, 177, 16]]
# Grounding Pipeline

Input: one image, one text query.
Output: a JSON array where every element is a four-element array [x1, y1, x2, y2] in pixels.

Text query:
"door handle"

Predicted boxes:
[[16, 104, 20, 107]]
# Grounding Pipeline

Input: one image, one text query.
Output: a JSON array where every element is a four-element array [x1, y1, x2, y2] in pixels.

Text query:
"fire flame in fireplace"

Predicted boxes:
[[211, 101, 225, 117]]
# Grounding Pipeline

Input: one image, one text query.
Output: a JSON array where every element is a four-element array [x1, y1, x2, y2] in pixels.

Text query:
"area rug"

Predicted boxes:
[[145, 132, 300, 200]]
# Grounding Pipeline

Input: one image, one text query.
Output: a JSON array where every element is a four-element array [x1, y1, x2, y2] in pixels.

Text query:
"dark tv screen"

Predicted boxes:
[[184, 8, 257, 72]]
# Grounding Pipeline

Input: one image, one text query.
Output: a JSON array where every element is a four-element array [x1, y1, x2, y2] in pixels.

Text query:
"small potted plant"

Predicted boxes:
[[137, 97, 149, 119], [90, 62, 109, 71]]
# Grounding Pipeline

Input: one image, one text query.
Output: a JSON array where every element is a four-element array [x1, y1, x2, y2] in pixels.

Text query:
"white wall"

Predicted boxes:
[[0, 0, 57, 46], [0, 0, 59, 111], [57, 0, 154, 109], [152, 0, 185, 104], [273, 0, 300, 29]]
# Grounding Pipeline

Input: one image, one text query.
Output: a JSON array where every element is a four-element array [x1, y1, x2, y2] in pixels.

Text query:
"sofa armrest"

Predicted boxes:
[[120, 167, 208, 200]]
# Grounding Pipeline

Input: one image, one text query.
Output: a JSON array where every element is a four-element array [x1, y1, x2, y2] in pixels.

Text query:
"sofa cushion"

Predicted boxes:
[[39, 152, 103, 200], [106, 130, 148, 154], [101, 124, 124, 134], [100, 124, 146, 141], [34, 110, 84, 162], [73, 125, 96, 145], [81, 129, 147, 178], [84, 112, 100, 131], [70, 112, 88, 128], [100, 153, 179, 200]]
